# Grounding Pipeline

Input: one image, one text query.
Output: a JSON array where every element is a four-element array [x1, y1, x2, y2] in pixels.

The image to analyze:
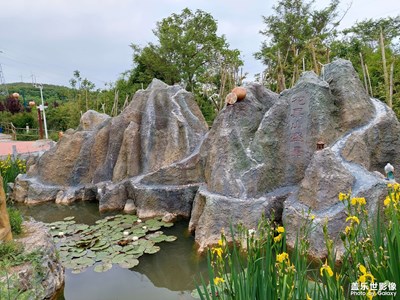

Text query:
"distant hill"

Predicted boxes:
[[4, 82, 73, 104]]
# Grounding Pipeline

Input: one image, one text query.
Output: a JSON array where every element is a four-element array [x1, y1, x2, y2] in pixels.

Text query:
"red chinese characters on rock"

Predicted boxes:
[[289, 96, 307, 158]]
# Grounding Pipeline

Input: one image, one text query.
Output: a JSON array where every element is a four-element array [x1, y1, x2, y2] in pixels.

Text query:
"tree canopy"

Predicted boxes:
[[255, 0, 341, 91], [131, 8, 242, 91]]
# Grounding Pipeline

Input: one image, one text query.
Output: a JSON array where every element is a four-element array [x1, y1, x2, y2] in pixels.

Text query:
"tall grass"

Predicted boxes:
[[196, 184, 400, 299]]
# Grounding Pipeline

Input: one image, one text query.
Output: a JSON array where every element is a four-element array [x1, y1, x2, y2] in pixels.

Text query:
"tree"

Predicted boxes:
[[129, 8, 243, 122], [4, 95, 23, 114], [256, 0, 342, 92], [69, 70, 96, 112], [81, 78, 95, 111], [330, 16, 400, 113]]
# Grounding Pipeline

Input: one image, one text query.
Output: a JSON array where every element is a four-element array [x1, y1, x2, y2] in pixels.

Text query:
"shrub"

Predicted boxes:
[[0, 240, 23, 260], [7, 206, 23, 235], [0, 241, 45, 299], [0, 155, 26, 194]]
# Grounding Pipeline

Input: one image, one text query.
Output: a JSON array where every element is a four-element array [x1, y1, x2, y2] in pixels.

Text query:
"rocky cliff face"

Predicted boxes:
[[3, 220, 65, 299], [13, 79, 208, 214], [189, 59, 396, 255], [12, 59, 400, 258]]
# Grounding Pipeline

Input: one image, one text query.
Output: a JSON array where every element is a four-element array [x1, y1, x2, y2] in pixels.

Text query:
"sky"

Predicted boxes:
[[1, 0, 399, 89]]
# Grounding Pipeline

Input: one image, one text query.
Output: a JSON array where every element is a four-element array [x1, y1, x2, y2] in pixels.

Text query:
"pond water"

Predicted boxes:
[[17, 202, 207, 300]]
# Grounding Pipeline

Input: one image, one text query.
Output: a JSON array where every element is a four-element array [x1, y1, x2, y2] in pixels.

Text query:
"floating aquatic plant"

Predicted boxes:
[[46, 214, 176, 274]]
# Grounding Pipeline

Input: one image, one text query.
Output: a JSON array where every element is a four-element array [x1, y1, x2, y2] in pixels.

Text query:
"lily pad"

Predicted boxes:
[[94, 251, 110, 261], [48, 213, 177, 273], [74, 257, 95, 266], [164, 235, 177, 242], [112, 254, 127, 264], [94, 262, 113, 273], [144, 245, 160, 254], [71, 267, 86, 274], [118, 258, 139, 269], [69, 250, 87, 258]]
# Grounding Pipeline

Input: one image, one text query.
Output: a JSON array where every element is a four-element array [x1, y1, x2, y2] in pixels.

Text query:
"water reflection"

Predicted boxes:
[[17, 202, 207, 300]]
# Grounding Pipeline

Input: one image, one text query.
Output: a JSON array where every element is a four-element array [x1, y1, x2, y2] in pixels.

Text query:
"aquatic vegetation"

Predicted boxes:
[[46, 214, 176, 274], [195, 185, 400, 299]]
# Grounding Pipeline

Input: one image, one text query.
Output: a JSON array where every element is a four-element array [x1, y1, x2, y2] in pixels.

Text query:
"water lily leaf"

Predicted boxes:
[[75, 224, 90, 231], [95, 251, 110, 261], [94, 262, 113, 273], [74, 257, 95, 267], [95, 219, 107, 225], [64, 216, 75, 221], [139, 239, 154, 248], [70, 250, 87, 258], [121, 215, 138, 222], [112, 254, 127, 264], [71, 267, 87, 274], [85, 251, 96, 258], [161, 222, 174, 228], [131, 228, 146, 235], [118, 258, 139, 269], [63, 261, 77, 269], [91, 244, 109, 251], [147, 225, 161, 231], [64, 220, 76, 225], [125, 246, 144, 256], [164, 235, 177, 242], [75, 238, 98, 249], [144, 245, 160, 254]]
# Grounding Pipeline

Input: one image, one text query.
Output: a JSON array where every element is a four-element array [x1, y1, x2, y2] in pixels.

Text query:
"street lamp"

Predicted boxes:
[[34, 83, 48, 139]]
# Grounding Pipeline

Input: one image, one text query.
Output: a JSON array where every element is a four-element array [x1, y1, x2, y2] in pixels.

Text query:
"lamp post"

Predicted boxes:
[[34, 83, 48, 139]]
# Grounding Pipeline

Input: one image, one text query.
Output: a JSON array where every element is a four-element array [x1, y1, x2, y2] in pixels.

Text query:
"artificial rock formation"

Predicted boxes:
[[0, 176, 12, 241], [2, 220, 64, 299], [189, 59, 396, 255], [13, 79, 208, 216], [12, 59, 400, 258]]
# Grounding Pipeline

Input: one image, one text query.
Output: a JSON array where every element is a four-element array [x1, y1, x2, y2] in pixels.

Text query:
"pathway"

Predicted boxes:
[[0, 139, 53, 157]]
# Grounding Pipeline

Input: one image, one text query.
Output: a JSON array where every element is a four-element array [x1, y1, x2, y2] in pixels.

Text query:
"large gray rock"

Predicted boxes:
[[0, 220, 64, 299], [13, 79, 208, 214], [341, 103, 400, 173], [189, 59, 396, 255], [79, 110, 110, 131], [189, 186, 294, 251]]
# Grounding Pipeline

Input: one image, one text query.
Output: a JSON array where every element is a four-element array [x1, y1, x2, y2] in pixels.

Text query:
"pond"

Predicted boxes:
[[17, 202, 207, 300]]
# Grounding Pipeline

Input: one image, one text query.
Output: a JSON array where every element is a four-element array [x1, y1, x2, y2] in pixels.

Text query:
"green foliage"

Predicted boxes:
[[7, 206, 23, 235], [256, 0, 341, 91], [0, 240, 23, 261], [0, 156, 26, 194], [331, 16, 400, 114], [197, 187, 400, 299], [127, 8, 243, 123], [5, 82, 70, 105], [46, 214, 176, 274], [195, 216, 316, 300], [46, 100, 81, 131], [0, 241, 45, 299]]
